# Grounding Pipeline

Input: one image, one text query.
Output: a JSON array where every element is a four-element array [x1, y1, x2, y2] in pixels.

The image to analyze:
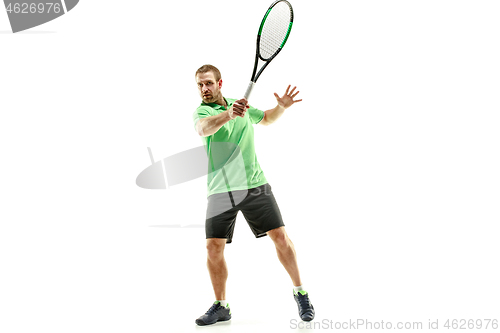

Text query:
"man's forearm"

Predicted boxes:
[[263, 105, 286, 125], [197, 111, 231, 137]]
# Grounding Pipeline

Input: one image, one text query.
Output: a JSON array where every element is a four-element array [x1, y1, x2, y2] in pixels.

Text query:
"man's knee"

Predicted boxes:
[[206, 238, 226, 259], [268, 227, 290, 249]]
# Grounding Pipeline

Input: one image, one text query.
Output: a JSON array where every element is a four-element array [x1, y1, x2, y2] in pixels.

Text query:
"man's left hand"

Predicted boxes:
[[274, 85, 302, 109]]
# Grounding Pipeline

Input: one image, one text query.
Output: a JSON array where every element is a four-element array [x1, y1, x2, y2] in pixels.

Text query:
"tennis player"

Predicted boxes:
[[192, 64, 314, 325]]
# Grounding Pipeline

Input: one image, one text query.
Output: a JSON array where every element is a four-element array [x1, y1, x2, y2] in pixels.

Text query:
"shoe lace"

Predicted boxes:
[[205, 303, 221, 315], [298, 294, 311, 309]]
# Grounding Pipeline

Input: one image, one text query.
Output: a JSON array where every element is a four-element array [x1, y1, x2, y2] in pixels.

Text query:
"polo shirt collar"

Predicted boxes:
[[201, 97, 232, 110]]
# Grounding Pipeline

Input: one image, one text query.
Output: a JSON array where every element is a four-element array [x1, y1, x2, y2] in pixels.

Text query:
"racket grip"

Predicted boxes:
[[243, 81, 255, 100]]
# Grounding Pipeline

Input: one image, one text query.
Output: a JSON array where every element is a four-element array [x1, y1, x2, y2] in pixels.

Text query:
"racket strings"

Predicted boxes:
[[259, 2, 292, 60]]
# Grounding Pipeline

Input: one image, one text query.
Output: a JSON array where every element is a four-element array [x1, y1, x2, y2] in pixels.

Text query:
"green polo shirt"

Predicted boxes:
[[193, 97, 268, 197]]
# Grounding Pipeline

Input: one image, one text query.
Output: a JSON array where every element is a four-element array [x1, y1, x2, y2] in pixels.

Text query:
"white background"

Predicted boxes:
[[1, 1, 499, 332]]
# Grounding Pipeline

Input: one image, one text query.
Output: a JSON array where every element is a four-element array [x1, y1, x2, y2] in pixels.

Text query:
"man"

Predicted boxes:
[[192, 64, 314, 326]]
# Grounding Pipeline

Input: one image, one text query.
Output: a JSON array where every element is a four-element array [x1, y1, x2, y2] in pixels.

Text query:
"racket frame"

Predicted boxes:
[[244, 0, 294, 100]]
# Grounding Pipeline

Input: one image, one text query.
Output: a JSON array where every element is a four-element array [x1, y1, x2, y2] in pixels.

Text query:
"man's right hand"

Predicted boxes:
[[227, 98, 249, 119]]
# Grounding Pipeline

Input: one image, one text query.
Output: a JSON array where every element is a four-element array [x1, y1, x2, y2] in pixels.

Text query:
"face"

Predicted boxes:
[[196, 71, 222, 104]]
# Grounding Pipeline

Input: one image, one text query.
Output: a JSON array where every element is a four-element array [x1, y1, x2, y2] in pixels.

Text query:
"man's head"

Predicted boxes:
[[195, 64, 223, 104]]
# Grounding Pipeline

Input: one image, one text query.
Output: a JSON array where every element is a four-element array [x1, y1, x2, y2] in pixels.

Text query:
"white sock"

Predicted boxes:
[[293, 285, 304, 294], [217, 300, 228, 307]]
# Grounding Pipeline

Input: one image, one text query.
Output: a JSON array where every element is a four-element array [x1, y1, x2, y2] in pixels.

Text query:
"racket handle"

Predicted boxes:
[[243, 81, 255, 100]]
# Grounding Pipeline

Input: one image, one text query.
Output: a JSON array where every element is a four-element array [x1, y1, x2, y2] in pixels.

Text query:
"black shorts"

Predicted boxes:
[[205, 183, 285, 243]]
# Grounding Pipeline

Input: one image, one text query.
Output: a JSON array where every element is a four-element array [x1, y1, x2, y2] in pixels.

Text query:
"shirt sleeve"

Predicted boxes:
[[193, 106, 213, 131], [247, 105, 265, 125]]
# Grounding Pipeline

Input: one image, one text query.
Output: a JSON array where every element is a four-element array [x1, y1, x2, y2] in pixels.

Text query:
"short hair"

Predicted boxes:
[[195, 64, 221, 82]]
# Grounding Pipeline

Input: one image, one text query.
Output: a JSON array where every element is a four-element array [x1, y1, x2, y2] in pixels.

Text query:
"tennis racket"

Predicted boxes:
[[243, 0, 294, 100]]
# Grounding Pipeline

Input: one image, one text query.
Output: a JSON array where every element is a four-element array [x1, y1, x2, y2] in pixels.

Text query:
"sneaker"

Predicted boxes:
[[195, 301, 231, 326], [293, 290, 315, 321]]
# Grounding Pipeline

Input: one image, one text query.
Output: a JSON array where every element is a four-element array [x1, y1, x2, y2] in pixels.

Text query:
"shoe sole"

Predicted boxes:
[[301, 313, 315, 322], [195, 315, 231, 326]]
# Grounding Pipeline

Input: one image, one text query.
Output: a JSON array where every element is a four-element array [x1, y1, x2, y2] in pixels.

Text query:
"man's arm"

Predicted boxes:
[[196, 111, 231, 137], [260, 105, 285, 126], [260, 85, 302, 126], [196, 99, 249, 137]]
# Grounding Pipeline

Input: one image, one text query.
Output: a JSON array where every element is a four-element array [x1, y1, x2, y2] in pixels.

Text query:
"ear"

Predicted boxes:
[[218, 79, 223, 89]]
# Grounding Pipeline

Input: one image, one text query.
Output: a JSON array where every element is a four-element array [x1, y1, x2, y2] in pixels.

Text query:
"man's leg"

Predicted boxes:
[[206, 238, 228, 300], [267, 226, 315, 322], [196, 238, 231, 326], [267, 226, 301, 286]]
